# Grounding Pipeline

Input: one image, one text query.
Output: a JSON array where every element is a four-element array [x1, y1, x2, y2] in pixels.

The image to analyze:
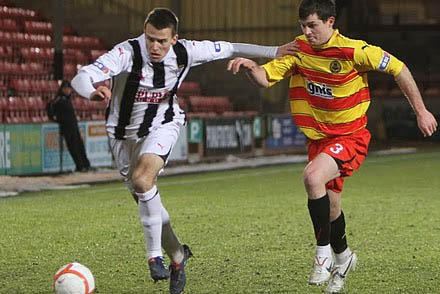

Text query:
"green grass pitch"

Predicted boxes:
[[1, 150, 439, 293]]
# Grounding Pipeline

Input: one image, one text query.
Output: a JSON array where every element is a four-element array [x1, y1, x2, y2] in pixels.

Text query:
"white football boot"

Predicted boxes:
[[308, 255, 333, 285], [325, 251, 358, 293]]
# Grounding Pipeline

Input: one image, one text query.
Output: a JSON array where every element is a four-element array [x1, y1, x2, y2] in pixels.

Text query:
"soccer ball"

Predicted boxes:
[[53, 262, 96, 294]]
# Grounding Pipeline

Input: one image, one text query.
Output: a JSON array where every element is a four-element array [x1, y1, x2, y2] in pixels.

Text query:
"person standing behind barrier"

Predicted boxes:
[[48, 80, 91, 172]]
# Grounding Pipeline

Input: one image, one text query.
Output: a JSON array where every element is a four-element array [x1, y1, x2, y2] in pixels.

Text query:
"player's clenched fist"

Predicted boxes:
[[90, 86, 111, 102]]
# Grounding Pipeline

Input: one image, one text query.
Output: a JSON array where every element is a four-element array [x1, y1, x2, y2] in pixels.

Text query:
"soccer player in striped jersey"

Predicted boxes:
[[227, 0, 437, 292], [71, 7, 297, 294]]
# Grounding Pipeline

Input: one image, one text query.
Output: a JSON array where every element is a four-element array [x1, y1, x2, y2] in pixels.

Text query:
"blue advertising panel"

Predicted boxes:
[[266, 114, 306, 149], [41, 123, 75, 173], [85, 121, 112, 167]]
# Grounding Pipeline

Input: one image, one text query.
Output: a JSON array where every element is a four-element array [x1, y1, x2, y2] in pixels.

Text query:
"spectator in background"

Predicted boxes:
[[48, 80, 91, 172]]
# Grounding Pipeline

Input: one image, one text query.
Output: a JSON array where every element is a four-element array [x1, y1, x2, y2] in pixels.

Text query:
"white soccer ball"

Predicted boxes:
[[53, 262, 96, 294]]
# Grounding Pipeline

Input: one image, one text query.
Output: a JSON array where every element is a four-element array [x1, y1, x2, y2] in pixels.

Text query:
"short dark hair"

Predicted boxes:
[[299, 0, 336, 21], [144, 8, 179, 35]]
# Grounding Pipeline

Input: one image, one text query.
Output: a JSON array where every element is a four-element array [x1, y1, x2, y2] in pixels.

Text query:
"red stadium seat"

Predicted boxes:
[[23, 21, 53, 35], [72, 97, 90, 121], [90, 49, 107, 61], [10, 78, 33, 97], [0, 31, 12, 45], [6, 96, 23, 123], [0, 45, 13, 62], [0, 96, 7, 122], [63, 63, 78, 80], [20, 47, 54, 69], [0, 18, 19, 32], [177, 81, 202, 97], [0, 6, 38, 20]]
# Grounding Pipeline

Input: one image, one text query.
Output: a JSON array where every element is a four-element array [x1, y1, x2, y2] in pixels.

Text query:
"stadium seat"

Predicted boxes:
[[63, 63, 78, 80], [23, 20, 53, 35], [0, 96, 7, 122], [72, 97, 90, 121], [0, 18, 18, 32], [0, 31, 13, 45], [20, 47, 54, 68], [10, 78, 32, 97], [0, 6, 38, 20], [423, 86, 440, 98], [64, 48, 88, 65], [5, 96, 24, 123], [89, 99, 107, 121], [90, 49, 107, 61], [177, 81, 202, 97], [389, 86, 403, 99]]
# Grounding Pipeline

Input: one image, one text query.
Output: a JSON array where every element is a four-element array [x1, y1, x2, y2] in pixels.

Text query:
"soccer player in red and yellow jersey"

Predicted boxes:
[[228, 0, 437, 292]]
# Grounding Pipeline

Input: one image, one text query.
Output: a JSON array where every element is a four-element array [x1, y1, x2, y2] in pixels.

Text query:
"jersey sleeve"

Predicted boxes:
[[77, 42, 132, 83], [262, 55, 297, 87], [354, 42, 404, 77], [183, 40, 278, 67], [182, 39, 235, 67]]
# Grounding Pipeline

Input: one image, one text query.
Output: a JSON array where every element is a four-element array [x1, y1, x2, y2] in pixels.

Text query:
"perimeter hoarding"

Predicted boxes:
[[0, 125, 9, 175], [4, 124, 42, 175], [85, 121, 112, 167], [265, 114, 306, 150], [41, 123, 76, 173], [204, 117, 253, 157]]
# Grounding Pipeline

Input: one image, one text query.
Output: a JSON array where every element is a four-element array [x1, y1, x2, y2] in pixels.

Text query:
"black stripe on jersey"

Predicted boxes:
[[137, 103, 159, 138], [115, 40, 143, 139], [136, 60, 165, 137], [152, 62, 165, 87], [162, 41, 188, 124]]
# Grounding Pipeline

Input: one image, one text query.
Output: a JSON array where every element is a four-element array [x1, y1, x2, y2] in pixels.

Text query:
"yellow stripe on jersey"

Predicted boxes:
[[290, 99, 370, 124]]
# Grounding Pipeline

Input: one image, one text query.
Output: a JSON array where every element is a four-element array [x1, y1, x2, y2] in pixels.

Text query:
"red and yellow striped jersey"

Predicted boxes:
[[262, 29, 404, 140]]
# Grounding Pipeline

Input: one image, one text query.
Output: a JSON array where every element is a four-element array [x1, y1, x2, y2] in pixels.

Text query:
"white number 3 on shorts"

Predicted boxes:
[[330, 143, 344, 154]]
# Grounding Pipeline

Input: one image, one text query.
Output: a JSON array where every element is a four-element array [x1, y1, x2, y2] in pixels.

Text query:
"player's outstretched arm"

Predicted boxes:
[[395, 64, 438, 137], [227, 57, 269, 88]]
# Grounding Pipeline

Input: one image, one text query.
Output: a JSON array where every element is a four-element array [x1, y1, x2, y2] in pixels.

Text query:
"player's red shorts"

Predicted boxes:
[[307, 128, 371, 193]]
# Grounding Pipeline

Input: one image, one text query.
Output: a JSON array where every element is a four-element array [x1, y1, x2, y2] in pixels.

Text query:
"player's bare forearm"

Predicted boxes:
[[227, 57, 269, 88], [395, 65, 425, 114], [395, 64, 438, 136], [245, 66, 269, 88]]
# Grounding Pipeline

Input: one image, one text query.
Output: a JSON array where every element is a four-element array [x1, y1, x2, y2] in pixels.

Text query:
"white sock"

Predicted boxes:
[[137, 186, 163, 259], [316, 244, 332, 258], [335, 247, 352, 265]]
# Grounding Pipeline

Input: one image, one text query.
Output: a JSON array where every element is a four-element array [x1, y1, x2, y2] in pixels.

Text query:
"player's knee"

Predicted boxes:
[[132, 175, 155, 193], [303, 167, 322, 190]]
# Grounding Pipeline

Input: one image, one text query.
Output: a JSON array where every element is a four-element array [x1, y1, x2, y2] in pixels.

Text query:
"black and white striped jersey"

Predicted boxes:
[[72, 34, 278, 140]]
